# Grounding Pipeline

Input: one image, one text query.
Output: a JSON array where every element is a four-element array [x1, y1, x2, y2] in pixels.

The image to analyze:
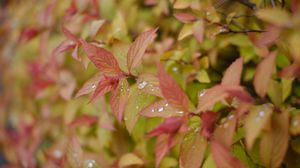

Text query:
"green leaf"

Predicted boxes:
[[196, 69, 211, 83], [281, 78, 293, 101], [202, 154, 217, 168], [256, 8, 291, 26], [267, 79, 282, 106], [124, 85, 156, 133], [118, 153, 144, 168], [178, 24, 193, 41]]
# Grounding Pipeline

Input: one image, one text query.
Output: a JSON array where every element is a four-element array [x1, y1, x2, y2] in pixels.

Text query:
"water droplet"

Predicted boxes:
[[258, 111, 265, 117], [219, 27, 227, 33], [228, 115, 234, 120], [293, 120, 299, 127], [135, 105, 139, 109], [158, 107, 164, 112], [138, 81, 147, 89], [206, 11, 211, 16], [151, 109, 155, 112], [85, 159, 96, 168], [165, 103, 169, 107], [176, 111, 184, 114], [198, 89, 206, 97], [53, 150, 62, 158], [91, 84, 96, 89], [172, 67, 178, 72]]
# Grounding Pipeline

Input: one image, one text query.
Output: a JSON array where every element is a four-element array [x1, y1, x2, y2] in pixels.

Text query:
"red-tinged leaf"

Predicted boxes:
[[254, 26, 281, 48], [148, 117, 183, 137], [213, 114, 237, 147], [174, 12, 197, 23], [52, 40, 77, 57], [245, 104, 273, 149], [127, 28, 158, 72], [279, 62, 300, 78], [99, 97, 116, 131], [58, 70, 76, 100], [158, 64, 189, 112], [196, 85, 252, 113], [221, 58, 243, 86], [211, 139, 246, 168], [66, 136, 83, 167], [68, 114, 98, 128], [71, 44, 81, 61], [140, 100, 184, 118], [75, 74, 102, 98], [200, 111, 218, 139], [19, 26, 40, 42], [90, 77, 118, 103], [193, 20, 204, 43], [155, 134, 175, 168], [80, 40, 123, 76], [109, 78, 129, 122], [260, 109, 289, 168], [137, 73, 163, 97], [180, 127, 207, 168], [61, 25, 80, 43], [253, 51, 277, 98]]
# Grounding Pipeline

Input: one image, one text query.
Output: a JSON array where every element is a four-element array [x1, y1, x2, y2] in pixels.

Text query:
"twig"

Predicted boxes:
[[235, 0, 257, 10]]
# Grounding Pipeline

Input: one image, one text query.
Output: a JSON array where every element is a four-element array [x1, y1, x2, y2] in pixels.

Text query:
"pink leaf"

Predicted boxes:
[[196, 85, 253, 113], [69, 114, 98, 128], [19, 26, 40, 42], [155, 134, 175, 168], [137, 73, 163, 97], [127, 28, 158, 72], [109, 78, 129, 122], [174, 12, 197, 23], [221, 58, 243, 86], [66, 136, 83, 167], [253, 51, 277, 98], [148, 117, 182, 137], [213, 114, 237, 147], [89, 76, 118, 103], [80, 40, 123, 76], [71, 44, 81, 61], [211, 139, 246, 168], [75, 74, 102, 98], [157, 64, 189, 112], [192, 20, 204, 43], [52, 40, 77, 57], [200, 111, 218, 139], [278, 62, 300, 78], [61, 25, 80, 43], [140, 100, 184, 118]]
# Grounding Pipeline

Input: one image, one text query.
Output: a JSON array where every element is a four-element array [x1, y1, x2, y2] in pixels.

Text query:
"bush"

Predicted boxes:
[[1, 0, 300, 167]]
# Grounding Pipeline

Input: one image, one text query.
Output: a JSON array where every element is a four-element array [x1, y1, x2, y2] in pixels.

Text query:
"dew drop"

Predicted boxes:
[[293, 120, 299, 127], [53, 150, 62, 158], [151, 109, 155, 112], [176, 111, 184, 114], [172, 67, 178, 72], [258, 111, 265, 117], [138, 81, 147, 89], [85, 159, 96, 168], [165, 103, 169, 107], [158, 107, 164, 112], [198, 89, 206, 97], [91, 84, 96, 89]]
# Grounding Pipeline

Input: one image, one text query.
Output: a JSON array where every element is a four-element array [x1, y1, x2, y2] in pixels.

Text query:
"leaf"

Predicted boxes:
[[174, 12, 197, 23], [253, 51, 277, 98], [66, 136, 83, 168], [158, 64, 189, 112], [140, 100, 184, 118], [155, 134, 175, 168], [109, 78, 129, 122], [118, 153, 144, 168], [137, 73, 163, 97], [267, 79, 282, 106], [127, 28, 158, 73], [80, 40, 123, 76], [75, 73, 102, 98], [200, 111, 218, 139], [256, 8, 291, 27], [244, 104, 273, 149], [281, 78, 293, 102], [61, 25, 80, 43], [195, 69, 210, 83], [123, 85, 156, 133], [192, 19, 204, 44], [178, 24, 193, 41], [196, 85, 253, 113], [89, 19, 105, 38], [211, 139, 246, 168], [148, 117, 183, 137], [260, 109, 289, 168], [180, 122, 207, 168], [213, 114, 237, 147], [68, 114, 98, 128], [202, 154, 217, 168], [90, 76, 118, 103], [279, 62, 300, 78], [221, 58, 243, 86]]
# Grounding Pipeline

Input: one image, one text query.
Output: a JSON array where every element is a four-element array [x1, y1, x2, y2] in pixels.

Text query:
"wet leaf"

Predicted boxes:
[[90, 76, 118, 103], [260, 109, 289, 168], [75, 74, 102, 98], [137, 73, 162, 97], [245, 104, 273, 149], [213, 114, 237, 147], [158, 63, 190, 112], [140, 100, 184, 118]]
